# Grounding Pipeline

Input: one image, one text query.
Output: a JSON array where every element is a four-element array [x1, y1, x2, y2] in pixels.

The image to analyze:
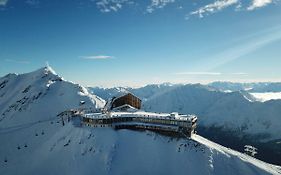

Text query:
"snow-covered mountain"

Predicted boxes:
[[209, 82, 281, 101], [92, 83, 281, 139], [89, 83, 177, 102], [142, 84, 281, 164], [1, 122, 281, 175], [0, 66, 105, 127], [91, 83, 281, 165], [143, 84, 281, 139], [1, 67, 281, 174], [88, 86, 130, 101], [89, 83, 281, 140], [209, 81, 281, 93]]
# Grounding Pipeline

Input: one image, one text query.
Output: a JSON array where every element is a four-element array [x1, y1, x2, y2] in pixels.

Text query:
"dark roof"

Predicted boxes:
[[113, 92, 141, 101]]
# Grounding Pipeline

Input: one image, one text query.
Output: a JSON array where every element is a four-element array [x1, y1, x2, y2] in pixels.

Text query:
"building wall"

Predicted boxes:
[[111, 93, 141, 109]]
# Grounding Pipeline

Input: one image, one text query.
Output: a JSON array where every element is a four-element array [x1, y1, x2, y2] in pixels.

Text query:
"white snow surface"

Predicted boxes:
[[1, 68, 281, 174], [89, 83, 281, 140], [142, 84, 281, 140], [251, 92, 281, 102], [0, 120, 280, 175], [0, 66, 105, 128], [85, 111, 194, 121]]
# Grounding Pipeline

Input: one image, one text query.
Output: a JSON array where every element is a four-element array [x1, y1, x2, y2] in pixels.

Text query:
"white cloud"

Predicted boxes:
[[95, 0, 177, 13], [25, 0, 40, 6], [189, 0, 239, 18], [5, 59, 30, 64], [175, 72, 222, 75], [0, 0, 8, 6], [247, 0, 273, 10], [96, 0, 131, 13], [80, 55, 114, 60], [93, 0, 278, 16], [146, 0, 175, 13]]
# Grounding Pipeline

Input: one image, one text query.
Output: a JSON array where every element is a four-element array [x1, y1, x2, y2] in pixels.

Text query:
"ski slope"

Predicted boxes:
[[1, 120, 280, 175], [192, 134, 281, 175]]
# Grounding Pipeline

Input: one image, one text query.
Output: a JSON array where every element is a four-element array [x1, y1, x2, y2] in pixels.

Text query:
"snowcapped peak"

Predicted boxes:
[[25, 66, 53, 78], [0, 67, 105, 125], [34, 66, 57, 76], [45, 65, 57, 75]]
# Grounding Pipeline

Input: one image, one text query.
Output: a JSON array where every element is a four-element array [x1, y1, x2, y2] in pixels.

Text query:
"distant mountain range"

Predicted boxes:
[[208, 81, 281, 92], [1, 67, 280, 174], [90, 82, 281, 165]]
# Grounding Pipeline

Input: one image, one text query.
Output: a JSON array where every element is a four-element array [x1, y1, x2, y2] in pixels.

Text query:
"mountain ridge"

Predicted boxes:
[[90, 82, 281, 165], [0, 67, 281, 174]]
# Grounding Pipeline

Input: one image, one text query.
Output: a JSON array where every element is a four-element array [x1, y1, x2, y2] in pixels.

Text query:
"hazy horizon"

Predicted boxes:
[[2, 65, 281, 88]]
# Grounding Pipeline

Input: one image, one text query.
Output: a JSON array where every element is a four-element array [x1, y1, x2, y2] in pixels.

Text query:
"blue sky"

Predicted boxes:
[[0, 0, 281, 87]]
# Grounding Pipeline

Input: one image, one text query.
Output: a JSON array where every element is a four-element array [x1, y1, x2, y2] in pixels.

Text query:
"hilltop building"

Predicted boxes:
[[79, 92, 197, 137], [111, 93, 141, 110]]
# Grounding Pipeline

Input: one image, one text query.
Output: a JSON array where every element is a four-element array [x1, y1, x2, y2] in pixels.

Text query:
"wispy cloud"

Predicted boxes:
[[80, 55, 114, 60], [5, 59, 30, 64], [189, 0, 239, 18], [0, 0, 8, 6], [146, 0, 176, 13], [95, 0, 177, 13], [211, 29, 281, 69], [25, 0, 40, 6], [247, 0, 273, 10], [189, 26, 281, 72], [175, 72, 222, 75], [188, 0, 277, 18], [96, 0, 132, 13]]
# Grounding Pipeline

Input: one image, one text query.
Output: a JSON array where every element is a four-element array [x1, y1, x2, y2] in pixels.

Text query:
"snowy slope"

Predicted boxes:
[[1, 120, 280, 175], [192, 134, 281, 175], [138, 84, 281, 165], [142, 84, 281, 140], [88, 83, 281, 139], [1, 68, 281, 174], [0, 66, 105, 128]]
